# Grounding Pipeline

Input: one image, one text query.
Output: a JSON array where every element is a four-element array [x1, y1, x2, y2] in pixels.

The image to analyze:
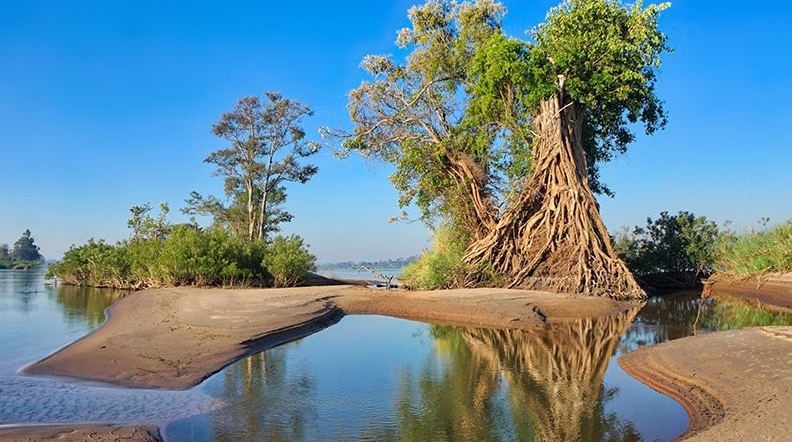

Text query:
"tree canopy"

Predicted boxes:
[[11, 229, 43, 262], [186, 93, 319, 241], [336, 0, 670, 298]]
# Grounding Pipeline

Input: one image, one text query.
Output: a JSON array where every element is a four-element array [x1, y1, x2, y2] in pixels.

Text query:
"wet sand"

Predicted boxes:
[[620, 326, 792, 441], [0, 424, 160, 442]]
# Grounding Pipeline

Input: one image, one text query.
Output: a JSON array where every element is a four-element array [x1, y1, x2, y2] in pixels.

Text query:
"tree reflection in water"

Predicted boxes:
[[52, 285, 126, 328], [133, 291, 792, 442], [383, 309, 642, 442], [168, 307, 699, 442]]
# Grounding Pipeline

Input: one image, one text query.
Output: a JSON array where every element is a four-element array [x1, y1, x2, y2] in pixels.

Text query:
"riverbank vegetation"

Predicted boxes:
[[0, 230, 44, 269], [614, 212, 792, 291], [331, 0, 670, 299], [49, 92, 319, 289], [48, 204, 315, 289], [715, 220, 792, 279]]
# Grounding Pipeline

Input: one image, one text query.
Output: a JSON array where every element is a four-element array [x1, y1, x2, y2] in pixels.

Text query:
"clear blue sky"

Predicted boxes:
[[1, 1, 790, 262]]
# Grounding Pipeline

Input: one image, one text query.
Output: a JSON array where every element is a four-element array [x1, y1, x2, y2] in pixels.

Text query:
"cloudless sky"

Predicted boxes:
[[1, 1, 790, 262]]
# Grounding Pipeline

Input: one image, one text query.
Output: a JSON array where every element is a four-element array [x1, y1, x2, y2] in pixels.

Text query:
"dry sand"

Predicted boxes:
[[620, 326, 792, 441]]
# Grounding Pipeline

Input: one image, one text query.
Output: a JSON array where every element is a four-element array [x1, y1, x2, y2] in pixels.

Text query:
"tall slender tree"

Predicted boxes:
[[186, 93, 319, 241]]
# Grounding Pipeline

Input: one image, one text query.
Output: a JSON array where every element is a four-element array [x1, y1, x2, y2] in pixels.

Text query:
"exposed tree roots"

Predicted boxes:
[[464, 93, 645, 300]]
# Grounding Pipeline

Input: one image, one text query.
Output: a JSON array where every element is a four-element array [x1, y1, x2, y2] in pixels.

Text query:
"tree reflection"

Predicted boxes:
[[209, 349, 315, 442], [52, 285, 126, 327], [385, 309, 642, 442], [168, 310, 650, 442]]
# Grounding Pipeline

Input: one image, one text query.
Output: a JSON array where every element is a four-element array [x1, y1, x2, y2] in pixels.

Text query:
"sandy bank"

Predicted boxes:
[[710, 272, 792, 313], [23, 285, 636, 390], [0, 424, 161, 442], [619, 326, 792, 441]]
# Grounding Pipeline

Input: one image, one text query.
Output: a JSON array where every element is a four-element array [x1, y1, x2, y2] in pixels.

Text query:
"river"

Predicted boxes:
[[2, 267, 790, 441]]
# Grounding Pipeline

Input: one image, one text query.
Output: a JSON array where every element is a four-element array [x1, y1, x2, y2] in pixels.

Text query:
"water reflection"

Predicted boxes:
[[168, 311, 672, 442], [4, 267, 791, 441], [394, 310, 642, 442], [51, 284, 127, 328]]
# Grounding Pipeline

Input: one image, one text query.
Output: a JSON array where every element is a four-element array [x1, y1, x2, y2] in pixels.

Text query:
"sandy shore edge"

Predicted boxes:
[[619, 326, 792, 441], [22, 285, 637, 390], [709, 272, 792, 313]]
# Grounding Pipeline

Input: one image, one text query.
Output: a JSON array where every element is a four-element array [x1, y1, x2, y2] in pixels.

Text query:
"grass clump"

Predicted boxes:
[[715, 220, 792, 278], [401, 224, 470, 290]]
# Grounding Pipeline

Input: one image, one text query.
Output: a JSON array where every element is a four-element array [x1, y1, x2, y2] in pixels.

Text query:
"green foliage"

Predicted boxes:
[[185, 93, 319, 241], [10, 229, 43, 262], [333, 0, 514, 228], [715, 220, 792, 278], [262, 235, 317, 287], [48, 227, 268, 289], [615, 211, 720, 276], [401, 224, 473, 290], [529, 0, 670, 195]]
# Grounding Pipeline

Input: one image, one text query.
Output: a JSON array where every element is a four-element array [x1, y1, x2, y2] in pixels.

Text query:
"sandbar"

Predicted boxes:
[[619, 326, 792, 441], [23, 284, 636, 390], [710, 272, 792, 313]]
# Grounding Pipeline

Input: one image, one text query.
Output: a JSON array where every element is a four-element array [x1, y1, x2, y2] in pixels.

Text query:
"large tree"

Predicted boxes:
[[337, 0, 668, 299], [11, 229, 43, 262], [185, 93, 319, 241]]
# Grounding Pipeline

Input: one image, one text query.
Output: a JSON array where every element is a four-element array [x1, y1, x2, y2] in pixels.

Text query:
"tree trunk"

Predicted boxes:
[[246, 178, 255, 241], [464, 91, 645, 300], [446, 152, 497, 241]]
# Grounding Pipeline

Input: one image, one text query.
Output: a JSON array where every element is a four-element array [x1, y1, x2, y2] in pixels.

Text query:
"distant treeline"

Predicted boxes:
[[318, 257, 418, 270], [0, 229, 44, 269]]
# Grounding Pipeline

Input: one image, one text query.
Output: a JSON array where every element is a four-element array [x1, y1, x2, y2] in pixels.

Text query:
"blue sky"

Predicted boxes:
[[1, 1, 790, 262]]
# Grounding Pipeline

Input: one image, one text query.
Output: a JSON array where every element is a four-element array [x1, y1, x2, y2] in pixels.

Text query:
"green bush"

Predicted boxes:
[[262, 235, 316, 287], [401, 224, 471, 290], [614, 211, 720, 277], [49, 227, 269, 289], [715, 220, 792, 278]]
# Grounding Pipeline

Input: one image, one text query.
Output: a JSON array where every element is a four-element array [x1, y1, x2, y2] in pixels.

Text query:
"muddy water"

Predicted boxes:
[[2, 268, 790, 441]]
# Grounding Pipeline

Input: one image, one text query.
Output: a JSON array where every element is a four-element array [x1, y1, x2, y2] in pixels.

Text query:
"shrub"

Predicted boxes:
[[615, 211, 720, 277], [47, 239, 130, 288], [262, 235, 316, 287], [49, 228, 269, 289], [401, 224, 472, 290]]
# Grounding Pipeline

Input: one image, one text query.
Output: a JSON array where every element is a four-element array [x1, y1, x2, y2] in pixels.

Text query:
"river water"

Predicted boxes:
[[2, 267, 791, 441]]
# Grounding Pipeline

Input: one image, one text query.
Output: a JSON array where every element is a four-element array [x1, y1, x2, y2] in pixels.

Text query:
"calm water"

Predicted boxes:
[[2, 268, 791, 441]]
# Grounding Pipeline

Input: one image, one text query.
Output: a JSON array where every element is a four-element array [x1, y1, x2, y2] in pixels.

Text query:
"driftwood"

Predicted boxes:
[[359, 266, 396, 289]]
